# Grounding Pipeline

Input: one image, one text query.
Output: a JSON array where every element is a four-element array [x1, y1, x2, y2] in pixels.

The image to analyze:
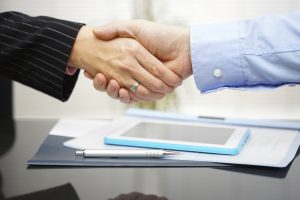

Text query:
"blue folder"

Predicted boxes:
[[27, 135, 227, 167], [126, 109, 300, 130], [27, 109, 300, 167]]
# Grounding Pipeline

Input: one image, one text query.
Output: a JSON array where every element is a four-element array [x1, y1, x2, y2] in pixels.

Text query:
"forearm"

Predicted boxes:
[[190, 11, 300, 93], [0, 11, 84, 101]]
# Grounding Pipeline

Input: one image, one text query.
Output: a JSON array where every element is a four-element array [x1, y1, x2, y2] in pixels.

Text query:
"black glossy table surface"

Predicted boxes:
[[0, 119, 300, 200]]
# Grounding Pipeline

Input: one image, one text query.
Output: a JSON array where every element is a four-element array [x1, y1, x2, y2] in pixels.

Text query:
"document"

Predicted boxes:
[[173, 127, 300, 167], [64, 116, 300, 168], [49, 119, 110, 138]]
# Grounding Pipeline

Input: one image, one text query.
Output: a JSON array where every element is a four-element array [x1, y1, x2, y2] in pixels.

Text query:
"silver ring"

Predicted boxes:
[[130, 81, 139, 93]]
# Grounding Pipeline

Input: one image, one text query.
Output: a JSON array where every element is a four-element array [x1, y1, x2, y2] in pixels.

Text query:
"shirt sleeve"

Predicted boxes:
[[190, 11, 300, 93], [0, 11, 84, 101]]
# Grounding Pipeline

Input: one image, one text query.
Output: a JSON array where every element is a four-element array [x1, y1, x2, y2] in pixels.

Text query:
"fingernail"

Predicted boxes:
[[96, 78, 101, 84]]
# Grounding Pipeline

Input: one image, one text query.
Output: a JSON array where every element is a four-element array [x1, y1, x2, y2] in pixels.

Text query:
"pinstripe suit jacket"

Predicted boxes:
[[0, 11, 84, 101]]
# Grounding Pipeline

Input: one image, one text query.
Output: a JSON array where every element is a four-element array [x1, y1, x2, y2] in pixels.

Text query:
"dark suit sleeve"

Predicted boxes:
[[0, 11, 84, 101]]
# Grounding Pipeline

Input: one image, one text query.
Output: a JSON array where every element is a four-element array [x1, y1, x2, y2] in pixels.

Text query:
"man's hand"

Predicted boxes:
[[91, 20, 192, 103], [69, 26, 182, 102]]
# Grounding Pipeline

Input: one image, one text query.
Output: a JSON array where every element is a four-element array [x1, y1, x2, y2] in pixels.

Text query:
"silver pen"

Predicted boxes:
[[75, 149, 179, 158]]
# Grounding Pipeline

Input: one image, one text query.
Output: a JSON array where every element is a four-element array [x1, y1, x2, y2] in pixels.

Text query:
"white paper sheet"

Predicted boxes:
[[173, 128, 300, 167], [49, 119, 110, 138], [64, 120, 300, 168]]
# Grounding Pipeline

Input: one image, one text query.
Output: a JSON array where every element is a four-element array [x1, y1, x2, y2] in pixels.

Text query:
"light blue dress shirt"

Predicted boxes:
[[190, 11, 300, 93]]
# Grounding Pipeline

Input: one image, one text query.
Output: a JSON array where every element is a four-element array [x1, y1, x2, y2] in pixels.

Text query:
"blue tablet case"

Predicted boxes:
[[104, 127, 250, 155]]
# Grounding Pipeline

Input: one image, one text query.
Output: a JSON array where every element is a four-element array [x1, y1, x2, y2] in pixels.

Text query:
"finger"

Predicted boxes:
[[135, 45, 183, 87], [133, 83, 165, 101], [93, 73, 108, 91], [84, 71, 94, 80], [126, 55, 174, 94], [106, 79, 120, 99], [129, 91, 152, 103], [118, 88, 131, 104]]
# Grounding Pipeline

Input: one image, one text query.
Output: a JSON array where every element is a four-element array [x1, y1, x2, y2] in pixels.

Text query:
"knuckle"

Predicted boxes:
[[125, 41, 140, 54], [118, 63, 129, 72], [139, 89, 151, 98], [108, 59, 121, 68], [150, 66, 164, 78], [118, 26, 129, 37], [171, 74, 183, 86], [153, 81, 165, 91], [110, 58, 133, 73], [121, 64, 135, 75]]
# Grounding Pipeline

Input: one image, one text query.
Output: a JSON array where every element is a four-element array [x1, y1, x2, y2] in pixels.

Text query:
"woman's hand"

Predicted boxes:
[[69, 26, 182, 102]]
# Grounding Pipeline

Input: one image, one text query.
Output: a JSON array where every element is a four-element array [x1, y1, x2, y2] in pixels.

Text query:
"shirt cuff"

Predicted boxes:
[[190, 21, 246, 93]]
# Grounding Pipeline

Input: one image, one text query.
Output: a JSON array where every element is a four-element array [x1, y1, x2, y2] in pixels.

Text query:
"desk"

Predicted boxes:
[[0, 119, 300, 200]]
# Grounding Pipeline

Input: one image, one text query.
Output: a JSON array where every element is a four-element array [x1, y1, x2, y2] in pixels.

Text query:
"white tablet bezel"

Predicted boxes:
[[104, 117, 250, 155]]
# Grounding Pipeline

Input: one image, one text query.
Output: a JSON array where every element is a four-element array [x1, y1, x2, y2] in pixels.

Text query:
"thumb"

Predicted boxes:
[[93, 21, 134, 40], [93, 25, 119, 40]]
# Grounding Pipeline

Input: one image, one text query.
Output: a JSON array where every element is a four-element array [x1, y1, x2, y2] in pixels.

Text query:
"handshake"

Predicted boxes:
[[68, 20, 192, 104]]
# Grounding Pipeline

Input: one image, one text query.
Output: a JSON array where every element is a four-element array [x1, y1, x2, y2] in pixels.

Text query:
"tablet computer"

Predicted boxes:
[[104, 118, 250, 155]]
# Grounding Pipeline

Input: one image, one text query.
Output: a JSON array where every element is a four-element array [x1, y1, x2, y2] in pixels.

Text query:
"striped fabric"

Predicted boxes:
[[0, 11, 84, 101]]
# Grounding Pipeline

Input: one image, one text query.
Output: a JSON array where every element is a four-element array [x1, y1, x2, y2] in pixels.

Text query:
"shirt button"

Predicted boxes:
[[213, 68, 222, 78]]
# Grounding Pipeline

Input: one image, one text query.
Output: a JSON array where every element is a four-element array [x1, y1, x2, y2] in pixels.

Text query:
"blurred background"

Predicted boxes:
[[1, 0, 300, 120]]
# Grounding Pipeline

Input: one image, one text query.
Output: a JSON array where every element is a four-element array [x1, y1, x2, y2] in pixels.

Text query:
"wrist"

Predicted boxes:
[[68, 25, 93, 70], [179, 27, 193, 79]]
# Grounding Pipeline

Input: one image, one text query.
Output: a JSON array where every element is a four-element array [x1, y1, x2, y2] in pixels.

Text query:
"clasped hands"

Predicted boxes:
[[69, 20, 192, 104]]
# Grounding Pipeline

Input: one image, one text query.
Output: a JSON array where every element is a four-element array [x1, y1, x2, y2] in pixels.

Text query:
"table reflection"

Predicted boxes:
[[0, 119, 15, 200], [0, 120, 15, 157], [214, 148, 300, 179]]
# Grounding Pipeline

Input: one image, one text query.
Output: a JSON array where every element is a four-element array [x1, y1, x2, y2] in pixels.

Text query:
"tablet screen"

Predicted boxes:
[[122, 122, 234, 145]]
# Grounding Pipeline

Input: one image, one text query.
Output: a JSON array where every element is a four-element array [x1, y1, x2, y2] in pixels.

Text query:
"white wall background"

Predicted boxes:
[[1, 0, 300, 120]]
